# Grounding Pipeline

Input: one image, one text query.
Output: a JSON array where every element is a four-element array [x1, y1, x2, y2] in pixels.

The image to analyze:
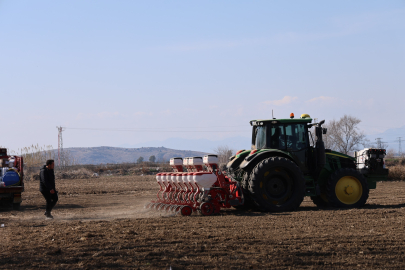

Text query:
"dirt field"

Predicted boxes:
[[1, 176, 405, 269]]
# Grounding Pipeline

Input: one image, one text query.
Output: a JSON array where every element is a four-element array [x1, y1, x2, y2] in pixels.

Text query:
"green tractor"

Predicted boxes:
[[226, 113, 388, 212]]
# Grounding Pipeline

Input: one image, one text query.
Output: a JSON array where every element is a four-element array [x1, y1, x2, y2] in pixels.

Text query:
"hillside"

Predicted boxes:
[[119, 136, 251, 153], [62, 146, 209, 165]]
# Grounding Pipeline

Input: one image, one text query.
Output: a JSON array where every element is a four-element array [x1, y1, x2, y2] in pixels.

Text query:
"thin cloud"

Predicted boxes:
[[263, 96, 298, 106], [307, 96, 338, 104]]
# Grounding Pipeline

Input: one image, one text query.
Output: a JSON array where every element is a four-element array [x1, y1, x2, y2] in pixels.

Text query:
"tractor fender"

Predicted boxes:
[[226, 151, 250, 170], [239, 150, 296, 172]]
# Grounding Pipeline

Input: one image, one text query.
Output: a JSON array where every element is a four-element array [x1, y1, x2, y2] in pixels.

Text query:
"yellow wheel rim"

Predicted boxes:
[[335, 176, 362, 205]]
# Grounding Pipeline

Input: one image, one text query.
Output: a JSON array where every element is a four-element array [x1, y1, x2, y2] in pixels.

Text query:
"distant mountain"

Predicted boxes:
[[62, 146, 209, 165], [119, 136, 251, 153]]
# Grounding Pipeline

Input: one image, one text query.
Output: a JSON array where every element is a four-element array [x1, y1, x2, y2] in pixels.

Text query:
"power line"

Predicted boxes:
[[65, 127, 248, 132], [66, 124, 247, 129], [358, 124, 405, 129]]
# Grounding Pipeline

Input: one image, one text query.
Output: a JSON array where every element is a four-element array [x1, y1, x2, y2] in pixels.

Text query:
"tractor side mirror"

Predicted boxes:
[[323, 128, 327, 135]]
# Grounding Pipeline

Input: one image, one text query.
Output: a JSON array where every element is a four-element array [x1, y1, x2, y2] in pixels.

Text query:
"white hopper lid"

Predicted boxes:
[[156, 173, 163, 184], [189, 157, 203, 166], [170, 157, 183, 166], [181, 173, 188, 183], [186, 173, 194, 182], [176, 173, 183, 183], [161, 173, 169, 184], [193, 172, 217, 189], [169, 173, 177, 183], [203, 155, 219, 164]]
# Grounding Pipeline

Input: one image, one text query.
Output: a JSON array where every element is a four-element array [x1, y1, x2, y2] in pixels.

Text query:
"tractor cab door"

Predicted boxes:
[[284, 123, 310, 173], [252, 125, 267, 150]]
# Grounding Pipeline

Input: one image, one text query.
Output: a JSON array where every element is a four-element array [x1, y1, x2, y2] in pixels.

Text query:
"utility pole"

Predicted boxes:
[[397, 137, 405, 157], [57, 126, 66, 167], [375, 138, 388, 149]]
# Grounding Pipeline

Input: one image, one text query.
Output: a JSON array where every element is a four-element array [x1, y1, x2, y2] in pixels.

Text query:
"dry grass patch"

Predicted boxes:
[[388, 165, 405, 181]]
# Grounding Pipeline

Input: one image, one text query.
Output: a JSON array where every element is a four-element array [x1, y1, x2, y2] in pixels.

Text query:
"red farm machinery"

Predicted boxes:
[[0, 148, 24, 210], [144, 155, 244, 216]]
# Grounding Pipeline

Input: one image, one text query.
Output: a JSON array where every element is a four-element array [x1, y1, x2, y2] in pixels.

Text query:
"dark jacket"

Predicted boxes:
[[39, 165, 56, 192]]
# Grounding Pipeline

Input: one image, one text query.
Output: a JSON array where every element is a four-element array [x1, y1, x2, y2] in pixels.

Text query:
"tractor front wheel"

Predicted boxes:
[[326, 168, 369, 208], [248, 157, 305, 212]]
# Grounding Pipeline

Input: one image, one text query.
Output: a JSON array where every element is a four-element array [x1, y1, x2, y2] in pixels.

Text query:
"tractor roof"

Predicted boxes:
[[250, 118, 313, 126]]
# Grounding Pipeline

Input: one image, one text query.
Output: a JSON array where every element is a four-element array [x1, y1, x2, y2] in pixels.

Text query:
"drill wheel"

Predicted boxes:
[[199, 202, 215, 216], [180, 205, 192, 216]]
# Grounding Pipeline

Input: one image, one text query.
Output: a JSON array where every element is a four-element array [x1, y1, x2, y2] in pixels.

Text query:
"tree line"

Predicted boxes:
[[137, 155, 156, 163]]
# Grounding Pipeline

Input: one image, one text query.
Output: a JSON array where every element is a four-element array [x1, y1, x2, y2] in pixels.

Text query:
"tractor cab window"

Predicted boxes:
[[269, 124, 285, 149], [285, 124, 307, 151], [254, 126, 267, 150]]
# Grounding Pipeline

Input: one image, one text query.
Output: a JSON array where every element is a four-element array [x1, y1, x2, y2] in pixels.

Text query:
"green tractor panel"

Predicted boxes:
[[226, 114, 388, 212]]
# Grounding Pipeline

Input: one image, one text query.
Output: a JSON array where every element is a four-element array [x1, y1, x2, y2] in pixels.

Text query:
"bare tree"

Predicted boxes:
[[386, 149, 396, 159], [213, 145, 235, 165], [323, 115, 366, 155]]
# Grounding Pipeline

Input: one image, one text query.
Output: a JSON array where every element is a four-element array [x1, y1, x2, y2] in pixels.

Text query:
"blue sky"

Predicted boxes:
[[0, 1, 404, 152]]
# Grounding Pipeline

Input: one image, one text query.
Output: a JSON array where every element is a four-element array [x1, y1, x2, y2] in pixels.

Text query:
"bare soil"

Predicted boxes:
[[1, 176, 405, 269]]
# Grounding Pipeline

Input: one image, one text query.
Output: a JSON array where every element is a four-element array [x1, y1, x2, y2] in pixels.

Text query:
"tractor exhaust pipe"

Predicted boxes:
[[315, 120, 326, 175]]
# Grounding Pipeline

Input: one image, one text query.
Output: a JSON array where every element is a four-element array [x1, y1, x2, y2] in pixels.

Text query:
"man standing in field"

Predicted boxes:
[[40, 159, 58, 219]]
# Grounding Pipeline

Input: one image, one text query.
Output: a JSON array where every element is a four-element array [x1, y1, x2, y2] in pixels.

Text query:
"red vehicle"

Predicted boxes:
[[0, 148, 24, 210]]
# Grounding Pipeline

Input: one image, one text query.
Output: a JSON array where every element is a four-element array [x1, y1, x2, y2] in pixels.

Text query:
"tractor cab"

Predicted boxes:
[[250, 114, 313, 151], [249, 114, 321, 173]]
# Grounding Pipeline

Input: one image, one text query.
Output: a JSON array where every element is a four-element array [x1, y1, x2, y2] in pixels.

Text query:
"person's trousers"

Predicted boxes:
[[40, 190, 58, 213]]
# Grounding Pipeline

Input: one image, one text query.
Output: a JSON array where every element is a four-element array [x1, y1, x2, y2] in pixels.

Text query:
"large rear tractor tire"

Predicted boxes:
[[248, 157, 305, 212], [326, 168, 369, 208]]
